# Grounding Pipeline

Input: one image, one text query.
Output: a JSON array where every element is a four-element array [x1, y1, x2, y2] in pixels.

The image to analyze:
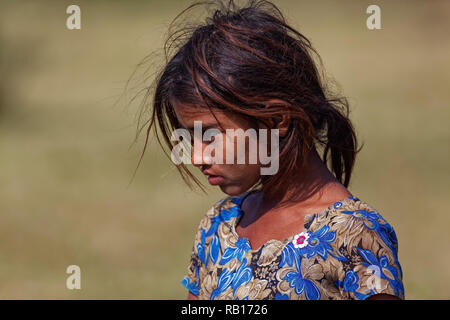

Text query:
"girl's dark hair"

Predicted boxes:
[[131, 0, 363, 201]]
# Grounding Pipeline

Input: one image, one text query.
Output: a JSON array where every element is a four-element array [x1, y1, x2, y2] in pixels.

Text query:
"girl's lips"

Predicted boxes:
[[207, 175, 225, 185]]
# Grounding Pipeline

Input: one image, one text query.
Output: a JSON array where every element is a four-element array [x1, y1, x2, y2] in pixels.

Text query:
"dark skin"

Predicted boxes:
[[174, 103, 400, 301]]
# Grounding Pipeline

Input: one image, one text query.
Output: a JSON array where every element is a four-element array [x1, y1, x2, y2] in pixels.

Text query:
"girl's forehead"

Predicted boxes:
[[171, 100, 254, 130], [172, 103, 223, 127]]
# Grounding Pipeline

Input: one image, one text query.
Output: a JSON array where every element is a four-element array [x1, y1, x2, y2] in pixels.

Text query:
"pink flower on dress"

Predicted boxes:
[[292, 231, 310, 249]]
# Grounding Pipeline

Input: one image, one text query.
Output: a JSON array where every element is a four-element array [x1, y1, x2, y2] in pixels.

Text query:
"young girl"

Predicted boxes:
[[136, 0, 404, 300]]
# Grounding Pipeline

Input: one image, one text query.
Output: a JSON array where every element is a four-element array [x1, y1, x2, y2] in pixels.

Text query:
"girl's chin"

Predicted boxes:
[[218, 183, 252, 197]]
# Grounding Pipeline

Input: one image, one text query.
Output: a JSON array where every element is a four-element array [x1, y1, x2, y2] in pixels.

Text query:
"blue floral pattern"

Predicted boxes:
[[296, 225, 347, 261], [182, 193, 405, 300]]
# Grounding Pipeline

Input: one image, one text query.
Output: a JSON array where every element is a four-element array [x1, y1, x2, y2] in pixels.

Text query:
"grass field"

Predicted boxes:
[[0, 0, 449, 299]]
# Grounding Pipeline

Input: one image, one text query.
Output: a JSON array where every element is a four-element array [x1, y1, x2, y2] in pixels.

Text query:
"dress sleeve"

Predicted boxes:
[[181, 201, 221, 297], [333, 209, 405, 300], [181, 222, 204, 296]]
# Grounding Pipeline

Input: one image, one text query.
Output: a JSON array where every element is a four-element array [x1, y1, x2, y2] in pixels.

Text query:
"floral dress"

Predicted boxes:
[[181, 192, 404, 300]]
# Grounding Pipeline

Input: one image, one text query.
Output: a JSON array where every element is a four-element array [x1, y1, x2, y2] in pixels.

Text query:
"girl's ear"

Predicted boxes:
[[263, 100, 291, 138], [277, 113, 290, 138]]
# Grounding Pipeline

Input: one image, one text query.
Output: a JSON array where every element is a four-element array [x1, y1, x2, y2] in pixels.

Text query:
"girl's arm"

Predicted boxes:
[[367, 293, 401, 300], [187, 292, 199, 300]]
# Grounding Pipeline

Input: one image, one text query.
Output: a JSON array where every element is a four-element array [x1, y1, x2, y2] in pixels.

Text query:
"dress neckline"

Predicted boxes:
[[229, 191, 359, 253]]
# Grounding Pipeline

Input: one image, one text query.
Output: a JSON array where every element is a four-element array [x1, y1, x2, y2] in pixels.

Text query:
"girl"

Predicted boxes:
[[135, 0, 404, 300]]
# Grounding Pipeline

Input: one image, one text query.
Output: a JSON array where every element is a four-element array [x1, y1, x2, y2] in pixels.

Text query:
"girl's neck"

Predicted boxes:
[[252, 148, 351, 214]]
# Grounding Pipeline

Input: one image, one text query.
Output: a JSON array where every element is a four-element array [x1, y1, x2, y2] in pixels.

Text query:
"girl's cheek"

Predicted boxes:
[[223, 132, 259, 165], [223, 134, 236, 164]]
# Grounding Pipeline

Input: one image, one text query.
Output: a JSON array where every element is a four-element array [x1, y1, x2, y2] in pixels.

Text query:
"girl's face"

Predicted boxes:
[[172, 102, 262, 196]]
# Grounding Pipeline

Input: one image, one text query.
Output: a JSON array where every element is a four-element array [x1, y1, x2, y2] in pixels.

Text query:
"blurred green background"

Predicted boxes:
[[0, 0, 449, 299]]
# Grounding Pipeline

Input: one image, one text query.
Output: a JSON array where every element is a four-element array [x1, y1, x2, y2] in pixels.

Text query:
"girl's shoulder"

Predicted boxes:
[[193, 194, 243, 239], [309, 196, 404, 299], [201, 190, 254, 223], [307, 195, 401, 260], [196, 195, 241, 229], [208, 194, 242, 217], [309, 196, 396, 234]]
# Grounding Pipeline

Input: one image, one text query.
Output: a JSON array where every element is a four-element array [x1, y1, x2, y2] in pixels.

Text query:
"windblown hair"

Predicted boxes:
[[132, 0, 363, 201]]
